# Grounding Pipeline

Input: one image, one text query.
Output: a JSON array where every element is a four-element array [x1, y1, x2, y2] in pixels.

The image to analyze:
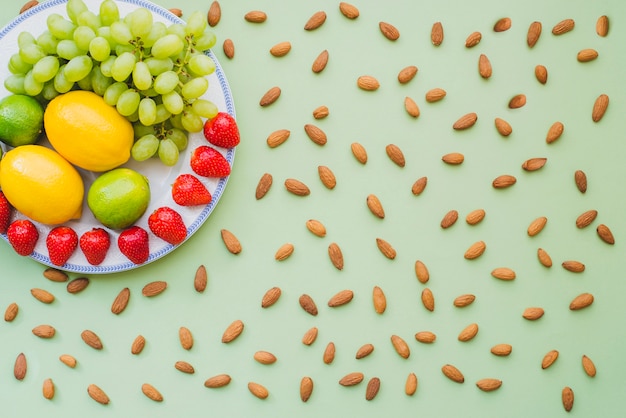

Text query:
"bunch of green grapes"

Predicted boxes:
[[5, 0, 220, 166]]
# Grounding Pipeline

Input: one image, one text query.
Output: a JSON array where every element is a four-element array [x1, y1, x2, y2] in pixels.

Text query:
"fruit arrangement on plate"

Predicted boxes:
[[0, 0, 238, 273]]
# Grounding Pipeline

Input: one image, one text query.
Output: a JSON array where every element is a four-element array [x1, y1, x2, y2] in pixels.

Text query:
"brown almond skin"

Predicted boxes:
[[476, 378, 502, 392], [266, 129, 290, 148], [339, 2, 359, 19], [597, 224, 615, 245], [553, 19, 575, 35], [221, 229, 242, 254], [313, 105, 329, 119], [299, 294, 318, 316], [42, 378, 55, 400], [356, 343, 375, 359], [302, 327, 318, 345], [339, 372, 364, 386], [285, 178, 310, 196], [19, 0, 39, 13], [546, 121, 564, 143], [391, 335, 410, 359], [458, 323, 479, 342], [379, 21, 400, 40], [535, 65, 548, 84], [311, 50, 329, 73], [414, 260, 429, 283], [255, 173, 273, 200], [398, 66, 418, 84], [168, 8, 182, 17], [464, 241, 486, 260], [453, 112, 478, 130], [596, 15, 609, 37], [111, 287, 130, 314], [31, 288, 55, 304], [365, 377, 381, 400], [318, 166, 336, 189], [592, 94, 609, 122], [14, 353, 26, 380], [269, 41, 291, 57], [142, 281, 167, 297], [542, 350, 559, 369], [465, 31, 482, 48], [207, 1, 221, 27], [254, 350, 277, 364], [328, 289, 354, 307], [323, 342, 336, 364], [478, 54, 492, 78], [179, 327, 193, 350], [421, 288, 435, 312], [4, 302, 18, 322], [81, 330, 103, 350], [376, 238, 396, 259], [306, 219, 326, 237], [425, 88, 446, 102], [441, 364, 464, 383], [527, 21, 542, 47], [404, 96, 420, 118], [415, 331, 436, 344], [522, 307, 545, 320], [66, 277, 89, 293], [493, 17, 511, 32], [412, 177, 428, 195], [300, 377, 314, 402], [577, 49, 599, 63], [173, 361, 194, 374], [248, 382, 269, 399], [59, 354, 77, 368], [43, 267, 68, 282], [87, 384, 109, 405], [274, 243, 294, 261], [357, 75, 380, 91], [508, 94, 526, 109], [142, 383, 163, 402], [582, 355, 597, 377], [537, 248, 553, 267], [576, 210, 598, 228], [491, 267, 516, 280], [453, 294, 476, 308], [522, 158, 547, 171], [367, 194, 385, 218], [194, 265, 207, 292], [204, 374, 231, 388], [221, 319, 244, 343], [304, 11, 326, 31], [441, 209, 459, 229], [494, 118, 512, 136], [351, 142, 368, 164], [562, 386, 574, 412], [431, 22, 444, 46], [222, 39, 234, 59], [386, 144, 405, 167], [575, 170, 587, 193], [32, 324, 56, 338], [491, 344, 512, 356], [244, 10, 267, 23], [372, 286, 386, 314], [259, 86, 281, 106], [527, 216, 548, 236], [569, 293, 594, 310], [465, 209, 485, 225], [562, 260, 585, 273], [131, 335, 145, 355], [261, 287, 282, 308], [328, 243, 344, 270], [405, 373, 418, 395]]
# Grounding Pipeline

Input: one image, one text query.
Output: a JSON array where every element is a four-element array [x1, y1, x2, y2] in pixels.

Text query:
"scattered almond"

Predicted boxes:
[[304, 11, 326, 30], [300, 377, 314, 402], [284, 178, 310, 196], [376, 238, 396, 259], [508, 94, 526, 109], [453, 112, 478, 130], [414, 260, 430, 283], [379, 21, 400, 40], [328, 289, 354, 307], [254, 351, 277, 364], [142, 281, 167, 297], [522, 158, 548, 171], [522, 307, 545, 320], [442, 152, 464, 165], [465, 31, 482, 48], [351, 142, 368, 164], [421, 288, 435, 312], [441, 209, 459, 229], [552, 18, 575, 35], [464, 240, 486, 260], [255, 173, 273, 200], [391, 335, 410, 359], [31, 288, 54, 304], [248, 382, 269, 399], [404, 96, 420, 118], [43, 267, 68, 282], [562, 386, 574, 412], [357, 75, 380, 91], [537, 248, 553, 267], [535, 65, 548, 84], [302, 327, 318, 345], [562, 260, 585, 273], [305, 219, 326, 237], [458, 323, 479, 342], [415, 331, 436, 344], [476, 378, 502, 392], [366, 194, 385, 219], [168, 8, 182, 17], [131, 335, 145, 355], [318, 165, 336, 189], [527, 21, 542, 47], [465, 209, 485, 225], [527, 216, 548, 236], [207, 1, 221, 27], [577, 48, 598, 62], [576, 210, 598, 228], [545, 122, 565, 144], [59, 354, 77, 368], [222, 319, 244, 343], [4, 302, 18, 322], [386, 144, 405, 167], [582, 355, 597, 377], [494, 118, 512, 136], [274, 243, 295, 261], [365, 377, 381, 400], [142, 383, 163, 402], [81, 330, 103, 350], [266, 129, 290, 148], [299, 294, 318, 316], [14, 353, 26, 380], [431, 21, 444, 46], [425, 88, 446, 102], [569, 293, 594, 310], [261, 287, 282, 308], [596, 15, 609, 37], [66, 277, 89, 293], [542, 349, 559, 369], [260, 86, 281, 106], [491, 343, 512, 356], [492, 174, 517, 188], [597, 224, 615, 245], [313, 105, 329, 119], [478, 54, 492, 78], [19, 0, 38, 13], [194, 264, 207, 292], [493, 17, 512, 32], [311, 50, 329, 73], [372, 286, 386, 314], [441, 364, 464, 383], [453, 294, 476, 308], [323, 342, 336, 364], [244, 10, 267, 23], [412, 176, 428, 195], [87, 384, 110, 405], [328, 242, 344, 270], [221, 229, 242, 254], [405, 373, 418, 395], [356, 343, 375, 359], [222, 39, 234, 59], [339, 372, 364, 386], [204, 374, 231, 388], [111, 287, 130, 314], [574, 170, 587, 193], [42, 378, 54, 400], [491, 267, 516, 281], [175, 361, 197, 375], [339, 2, 359, 19], [398, 65, 418, 84], [179, 326, 193, 350], [592, 94, 609, 122], [32, 324, 55, 339]]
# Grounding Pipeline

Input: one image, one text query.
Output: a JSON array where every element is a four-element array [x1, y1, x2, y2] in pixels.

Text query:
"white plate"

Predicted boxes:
[[0, 0, 235, 274]]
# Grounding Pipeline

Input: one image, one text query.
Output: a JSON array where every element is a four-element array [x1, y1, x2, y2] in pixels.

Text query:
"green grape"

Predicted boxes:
[[56, 39, 85, 60], [76, 72, 93, 91], [73, 25, 96, 51], [66, 0, 88, 24], [169, 112, 184, 130], [64, 55, 93, 82], [158, 137, 179, 166], [151, 34, 184, 59], [132, 61, 152, 91], [110, 20, 133, 45], [9, 53, 32, 75], [19, 44, 46, 65], [115, 44, 135, 56], [145, 57, 173, 76], [154, 104, 172, 124], [126, 110, 140, 123], [42, 80, 60, 101], [4, 75, 27, 95], [153, 70, 179, 94], [194, 29, 217, 51], [133, 122, 155, 139], [23, 71, 44, 96], [128, 8, 153, 38], [37, 31, 59, 55], [162, 90, 184, 114], [47, 14, 76, 40], [181, 110, 203, 133], [89, 37, 111, 62], [96, 26, 118, 50], [139, 87, 159, 98], [185, 11, 207, 38], [91, 66, 113, 96], [17, 32, 36, 50], [168, 128, 188, 151], [166, 23, 186, 38], [99, 55, 116, 77], [181, 77, 208, 99], [110, 51, 136, 82], [187, 54, 215, 77], [99, 0, 120, 27], [138, 97, 157, 126], [144, 22, 167, 48], [192, 98, 218, 119], [76, 10, 101, 31], [32, 56, 60, 83], [103, 81, 128, 106], [131, 134, 159, 161], [116, 89, 140, 116], [54, 64, 74, 93]]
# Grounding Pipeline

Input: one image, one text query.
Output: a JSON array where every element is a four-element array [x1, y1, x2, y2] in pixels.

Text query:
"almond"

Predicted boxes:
[[269, 41, 291, 57], [522, 307, 545, 320], [311, 50, 329, 73], [574, 170, 587, 193], [222, 39, 234, 59], [42, 378, 55, 400], [379, 21, 400, 40], [582, 355, 597, 377], [81, 330, 103, 350], [313, 105, 329, 119], [323, 342, 336, 364], [528, 216, 548, 236], [365, 377, 381, 400], [535, 64, 548, 84], [415, 331, 436, 344], [305, 219, 326, 237], [260, 86, 281, 106], [404, 96, 420, 118], [194, 264, 207, 292], [366, 194, 385, 218], [87, 384, 109, 404], [300, 377, 314, 402], [318, 165, 336, 189], [425, 88, 446, 102], [221, 229, 242, 254], [414, 260, 430, 283], [274, 243, 294, 261], [4, 302, 18, 322], [492, 174, 517, 188], [32, 324, 55, 339], [441, 209, 459, 229], [478, 54, 492, 78], [442, 152, 464, 165], [254, 173, 273, 200], [248, 382, 269, 399], [304, 11, 326, 31], [386, 144, 405, 167], [577, 48, 598, 62], [299, 294, 318, 316], [67, 277, 89, 293], [562, 260, 585, 273], [59, 354, 77, 368], [175, 360, 196, 375], [391, 335, 410, 359], [244, 10, 267, 23], [476, 378, 502, 392], [222, 319, 244, 343], [592, 94, 609, 122], [541, 349, 559, 369], [254, 350, 277, 364], [412, 176, 428, 195], [405, 373, 418, 395], [19, 0, 38, 14], [304, 124, 327, 145], [453, 112, 478, 130], [43, 267, 68, 282], [356, 343, 374, 359], [179, 326, 193, 350], [576, 210, 598, 228], [204, 374, 231, 388], [357, 75, 380, 91], [421, 288, 435, 312], [14, 353, 26, 380], [491, 343, 512, 356], [285, 178, 310, 196], [458, 323, 479, 342], [522, 157, 547, 171], [453, 294, 476, 308], [545, 121, 564, 144], [131, 335, 145, 355], [261, 286, 282, 308], [351, 142, 368, 164], [597, 224, 615, 245], [491, 267, 516, 281], [527, 21, 542, 47], [508, 94, 526, 109], [31, 288, 54, 304], [266, 129, 290, 148], [537, 248, 553, 267], [142, 383, 163, 402], [142, 281, 167, 297], [328, 289, 354, 307], [569, 293, 594, 310], [168, 8, 182, 17], [339, 2, 359, 19], [302, 327, 318, 345], [376, 238, 396, 259], [339, 372, 364, 386], [552, 18, 575, 35], [111, 287, 130, 314], [596, 15, 609, 37], [464, 240, 486, 260], [372, 286, 386, 314], [441, 364, 464, 383], [431, 21, 444, 45], [562, 386, 574, 412], [494, 118, 512, 136], [328, 242, 344, 270], [207, 1, 221, 27], [465, 31, 482, 48], [493, 17, 511, 32], [398, 65, 418, 84]]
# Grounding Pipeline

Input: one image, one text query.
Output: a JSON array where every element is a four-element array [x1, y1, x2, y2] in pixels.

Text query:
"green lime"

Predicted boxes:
[[87, 168, 151, 230], [0, 94, 44, 147]]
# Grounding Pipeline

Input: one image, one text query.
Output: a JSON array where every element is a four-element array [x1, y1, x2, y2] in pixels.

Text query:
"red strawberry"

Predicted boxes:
[[118, 226, 150, 264], [7, 219, 39, 256], [79, 228, 111, 265], [171, 174, 212, 206], [190, 146, 231, 178], [148, 207, 187, 245], [0, 192, 12, 234], [46, 226, 78, 266], [203, 112, 240, 148]]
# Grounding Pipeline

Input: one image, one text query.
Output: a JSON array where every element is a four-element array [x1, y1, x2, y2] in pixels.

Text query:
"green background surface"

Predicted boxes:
[[0, 0, 624, 416]]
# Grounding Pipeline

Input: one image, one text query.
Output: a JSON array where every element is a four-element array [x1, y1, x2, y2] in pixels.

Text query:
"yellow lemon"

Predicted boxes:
[[44, 91, 134, 172], [0, 145, 84, 225]]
